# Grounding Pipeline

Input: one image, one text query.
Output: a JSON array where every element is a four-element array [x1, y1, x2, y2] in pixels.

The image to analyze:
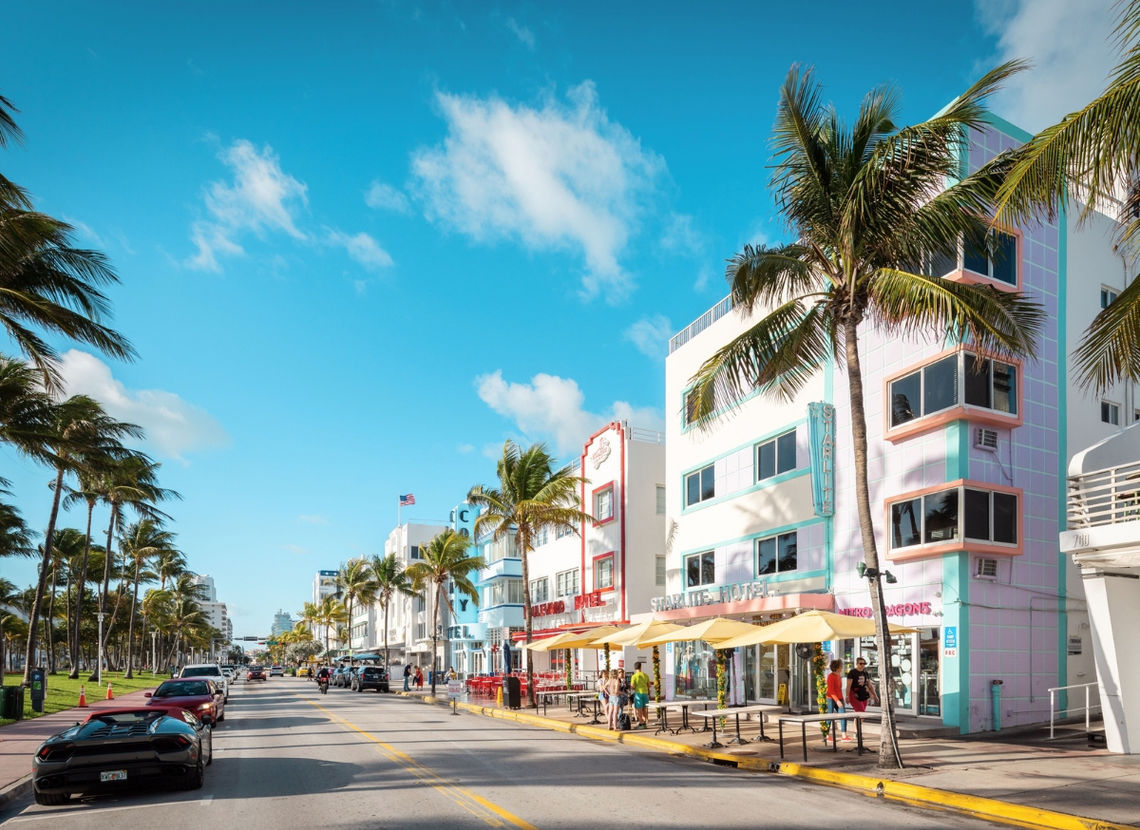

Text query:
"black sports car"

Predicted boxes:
[[32, 707, 211, 805]]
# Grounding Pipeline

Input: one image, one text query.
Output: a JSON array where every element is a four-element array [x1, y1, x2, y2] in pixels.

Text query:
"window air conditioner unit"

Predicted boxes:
[[974, 428, 999, 451], [975, 557, 999, 579]]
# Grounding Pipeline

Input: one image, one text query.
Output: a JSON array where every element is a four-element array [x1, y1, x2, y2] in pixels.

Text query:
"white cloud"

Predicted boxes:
[[662, 213, 704, 257], [693, 264, 714, 293], [412, 82, 664, 300], [475, 370, 662, 455], [506, 17, 535, 49], [57, 350, 228, 462], [624, 314, 673, 361], [325, 229, 394, 270], [298, 515, 329, 525], [979, 0, 1119, 132], [457, 443, 475, 454], [63, 215, 105, 248], [187, 139, 308, 271], [365, 180, 411, 213]]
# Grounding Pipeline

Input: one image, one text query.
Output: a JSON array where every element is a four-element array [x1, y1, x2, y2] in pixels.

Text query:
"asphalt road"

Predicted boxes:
[[0, 678, 1005, 829]]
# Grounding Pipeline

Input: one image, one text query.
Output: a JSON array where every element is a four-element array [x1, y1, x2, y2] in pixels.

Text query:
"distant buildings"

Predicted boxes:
[[271, 610, 294, 637], [188, 573, 232, 645]]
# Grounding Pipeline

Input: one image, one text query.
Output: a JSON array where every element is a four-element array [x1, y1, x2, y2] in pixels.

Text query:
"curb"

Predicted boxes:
[[398, 692, 1137, 830], [0, 778, 32, 812]]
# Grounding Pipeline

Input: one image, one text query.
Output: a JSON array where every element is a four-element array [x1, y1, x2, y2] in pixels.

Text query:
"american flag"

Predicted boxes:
[[399, 493, 415, 506]]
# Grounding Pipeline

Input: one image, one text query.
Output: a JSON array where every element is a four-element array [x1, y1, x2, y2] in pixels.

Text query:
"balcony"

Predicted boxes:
[[1061, 428, 1140, 569]]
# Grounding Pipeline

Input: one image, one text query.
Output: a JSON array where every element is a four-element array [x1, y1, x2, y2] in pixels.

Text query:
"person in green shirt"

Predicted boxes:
[[629, 662, 651, 729]]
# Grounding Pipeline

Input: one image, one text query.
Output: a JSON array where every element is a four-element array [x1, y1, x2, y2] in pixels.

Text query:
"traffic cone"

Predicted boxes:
[[105, 682, 114, 700], [77, 684, 88, 708]]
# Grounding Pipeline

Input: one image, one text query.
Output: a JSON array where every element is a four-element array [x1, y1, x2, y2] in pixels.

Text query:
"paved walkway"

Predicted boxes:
[[3, 682, 1138, 830]]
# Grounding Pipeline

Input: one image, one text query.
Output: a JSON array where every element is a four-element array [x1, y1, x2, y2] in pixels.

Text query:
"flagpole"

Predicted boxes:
[[397, 496, 401, 528]]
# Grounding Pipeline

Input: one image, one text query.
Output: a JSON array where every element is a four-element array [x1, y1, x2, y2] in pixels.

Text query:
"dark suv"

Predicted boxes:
[[352, 666, 390, 693]]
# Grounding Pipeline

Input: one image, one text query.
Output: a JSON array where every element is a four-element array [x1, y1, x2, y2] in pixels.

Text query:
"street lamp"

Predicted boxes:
[[95, 612, 106, 686]]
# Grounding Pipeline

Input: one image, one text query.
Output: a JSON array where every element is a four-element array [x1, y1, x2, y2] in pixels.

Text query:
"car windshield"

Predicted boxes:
[[155, 681, 209, 697], [186, 666, 221, 676]]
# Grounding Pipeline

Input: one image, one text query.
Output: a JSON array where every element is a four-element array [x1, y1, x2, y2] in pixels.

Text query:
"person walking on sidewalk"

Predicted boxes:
[[629, 662, 651, 729], [602, 670, 622, 730], [403, 664, 412, 692], [826, 659, 851, 742], [846, 656, 878, 713], [414, 665, 424, 690]]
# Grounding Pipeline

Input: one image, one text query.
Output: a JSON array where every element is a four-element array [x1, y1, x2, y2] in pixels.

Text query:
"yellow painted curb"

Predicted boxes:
[[402, 692, 1136, 830]]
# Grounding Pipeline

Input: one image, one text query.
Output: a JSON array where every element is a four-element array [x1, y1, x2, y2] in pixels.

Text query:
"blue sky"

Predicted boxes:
[[0, 0, 1119, 638]]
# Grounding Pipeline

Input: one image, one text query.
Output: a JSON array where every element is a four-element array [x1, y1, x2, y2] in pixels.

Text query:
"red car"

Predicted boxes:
[[146, 678, 226, 725], [246, 666, 267, 681]]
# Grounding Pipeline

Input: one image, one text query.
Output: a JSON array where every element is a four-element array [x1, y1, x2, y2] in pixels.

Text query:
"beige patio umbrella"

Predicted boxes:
[[639, 616, 763, 647], [713, 609, 917, 650], [590, 620, 686, 703], [522, 631, 589, 652]]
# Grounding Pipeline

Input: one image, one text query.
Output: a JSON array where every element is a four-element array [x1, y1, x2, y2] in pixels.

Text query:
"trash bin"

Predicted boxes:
[[1, 685, 25, 720], [502, 675, 521, 710]]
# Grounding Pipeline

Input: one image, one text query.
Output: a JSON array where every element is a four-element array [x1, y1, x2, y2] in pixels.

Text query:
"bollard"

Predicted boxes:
[[106, 682, 114, 700], [991, 680, 1003, 730], [496, 686, 503, 707]]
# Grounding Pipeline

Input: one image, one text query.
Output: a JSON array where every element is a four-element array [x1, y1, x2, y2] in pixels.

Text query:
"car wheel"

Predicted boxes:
[[34, 790, 70, 806], [177, 756, 205, 790]]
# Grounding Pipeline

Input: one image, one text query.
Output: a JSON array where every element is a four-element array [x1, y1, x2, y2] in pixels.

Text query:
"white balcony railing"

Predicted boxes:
[[1066, 458, 1140, 529]]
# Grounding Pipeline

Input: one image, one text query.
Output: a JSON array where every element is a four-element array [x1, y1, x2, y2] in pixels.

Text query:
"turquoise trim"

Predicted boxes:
[[681, 569, 829, 596], [681, 420, 809, 475], [980, 112, 1034, 144], [681, 467, 810, 514], [945, 421, 969, 479], [678, 517, 826, 559], [941, 553, 969, 730], [824, 361, 834, 587]]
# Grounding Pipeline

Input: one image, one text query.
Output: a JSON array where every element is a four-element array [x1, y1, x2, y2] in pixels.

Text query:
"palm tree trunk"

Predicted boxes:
[[22, 466, 65, 685], [518, 533, 536, 708], [844, 318, 903, 769], [382, 601, 390, 671], [124, 558, 141, 678], [430, 583, 440, 696], [46, 560, 58, 673], [69, 500, 96, 678]]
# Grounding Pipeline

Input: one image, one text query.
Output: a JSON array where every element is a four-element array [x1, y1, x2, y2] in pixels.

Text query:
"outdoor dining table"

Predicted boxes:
[[535, 689, 568, 717], [567, 691, 603, 724], [689, 704, 776, 747], [670, 698, 717, 733], [776, 711, 881, 762]]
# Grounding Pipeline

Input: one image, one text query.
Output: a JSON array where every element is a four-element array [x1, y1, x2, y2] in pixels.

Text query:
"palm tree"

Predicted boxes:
[[336, 558, 378, 658], [993, 0, 1140, 392], [0, 356, 54, 463], [406, 529, 484, 695], [368, 553, 416, 672], [21, 396, 141, 685], [687, 65, 1045, 768], [120, 520, 177, 678], [314, 595, 347, 660], [468, 441, 592, 708], [0, 97, 136, 390], [0, 576, 18, 679], [0, 489, 35, 561]]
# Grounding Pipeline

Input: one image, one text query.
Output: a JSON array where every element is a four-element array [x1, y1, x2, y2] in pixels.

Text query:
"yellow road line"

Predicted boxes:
[[299, 696, 537, 830]]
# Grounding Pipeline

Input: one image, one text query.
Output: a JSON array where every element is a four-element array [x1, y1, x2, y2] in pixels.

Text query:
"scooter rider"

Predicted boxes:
[[316, 665, 331, 692]]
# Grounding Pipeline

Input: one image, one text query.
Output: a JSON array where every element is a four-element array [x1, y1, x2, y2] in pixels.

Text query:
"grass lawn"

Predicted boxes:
[[0, 670, 168, 726]]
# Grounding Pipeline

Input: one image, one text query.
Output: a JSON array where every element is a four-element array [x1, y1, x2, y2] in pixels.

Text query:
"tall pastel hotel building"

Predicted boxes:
[[660, 114, 1111, 735]]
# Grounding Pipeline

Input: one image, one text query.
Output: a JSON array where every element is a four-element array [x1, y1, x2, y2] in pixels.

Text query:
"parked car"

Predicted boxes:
[[147, 678, 225, 725], [178, 663, 230, 700], [33, 707, 211, 805], [331, 667, 353, 688], [352, 666, 390, 693], [246, 666, 267, 681], [269, 665, 285, 677]]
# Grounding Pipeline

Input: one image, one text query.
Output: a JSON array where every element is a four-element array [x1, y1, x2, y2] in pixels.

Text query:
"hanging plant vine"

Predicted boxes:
[[812, 642, 829, 738]]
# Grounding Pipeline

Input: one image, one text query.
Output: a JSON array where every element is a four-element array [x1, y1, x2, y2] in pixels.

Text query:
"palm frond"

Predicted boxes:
[[1073, 265, 1140, 390]]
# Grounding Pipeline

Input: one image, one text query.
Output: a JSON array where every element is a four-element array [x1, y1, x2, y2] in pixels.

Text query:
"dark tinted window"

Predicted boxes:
[[993, 492, 1017, 543]]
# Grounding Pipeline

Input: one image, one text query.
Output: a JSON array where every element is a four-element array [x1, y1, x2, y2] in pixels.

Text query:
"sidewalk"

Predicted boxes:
[[413, 687, 1140, 830]]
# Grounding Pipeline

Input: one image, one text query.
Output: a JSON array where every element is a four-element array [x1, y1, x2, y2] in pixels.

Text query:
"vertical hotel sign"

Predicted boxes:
[[808, 402, 835, 517]]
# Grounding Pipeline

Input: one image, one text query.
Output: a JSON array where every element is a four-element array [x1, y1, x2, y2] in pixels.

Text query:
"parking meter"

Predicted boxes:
[[30, 666, 45, 712]]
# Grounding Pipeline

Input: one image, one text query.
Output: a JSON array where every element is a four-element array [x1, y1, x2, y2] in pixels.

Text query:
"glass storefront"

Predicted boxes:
[[672, 640, 717, 699], [854, 630, 940, 718]]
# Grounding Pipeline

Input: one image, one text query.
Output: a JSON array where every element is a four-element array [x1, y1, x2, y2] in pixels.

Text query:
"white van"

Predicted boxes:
[[179, 663, 230, 700]]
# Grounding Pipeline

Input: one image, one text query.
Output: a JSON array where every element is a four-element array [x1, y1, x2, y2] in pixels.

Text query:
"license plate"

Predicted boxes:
[[100, 770, 127, 782]]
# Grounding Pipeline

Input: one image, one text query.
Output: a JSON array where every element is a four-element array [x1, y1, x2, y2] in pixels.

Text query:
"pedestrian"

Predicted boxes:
[[403, 663, 412, 692], [604, 670, 622, 730], [617, 668, 631, 718], [846, 656, 878, 713], [826, 659, 851, 742], [414, 665, 424, 690], [629, 662, 651, 729]]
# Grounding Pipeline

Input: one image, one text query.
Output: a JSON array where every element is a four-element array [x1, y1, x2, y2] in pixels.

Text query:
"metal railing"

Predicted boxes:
[[1066, 458, 1140, 528], [669, 295, 735, 354], [1047, 681, 1101, 739]]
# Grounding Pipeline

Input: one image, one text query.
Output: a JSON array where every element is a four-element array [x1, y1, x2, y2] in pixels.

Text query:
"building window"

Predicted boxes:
[[555, 569, 579, 598], [890, 351, 1017, 428], [594, 484, 614, 523], [1102, 401, 1120, 425], [963, 229, 1018, 285], [1101, 287, 1119, 309], [757, 430, 797, 481], [685, 464, 715, 507], [656, 484, 666, 515], [594, 554, 614, 590], [655, 555, 666, 586], [890, 486, 1017, 550], [683, 388, 700, 426], [755, 532, 798, 575], [535, 527, 549, 547], [410, 545, 422, 560], [530, 577, 549, 604], [684, 551, 715, 588], [486, 578, 524, 606], [555, 524, 575, 539]]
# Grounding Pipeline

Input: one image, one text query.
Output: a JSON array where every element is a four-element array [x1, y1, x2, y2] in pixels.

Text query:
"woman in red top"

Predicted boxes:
[[826, 660, 851, 742]]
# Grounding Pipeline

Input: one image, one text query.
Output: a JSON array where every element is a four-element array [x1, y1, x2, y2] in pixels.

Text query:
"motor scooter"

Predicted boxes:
[[318, 676, 329, 694]]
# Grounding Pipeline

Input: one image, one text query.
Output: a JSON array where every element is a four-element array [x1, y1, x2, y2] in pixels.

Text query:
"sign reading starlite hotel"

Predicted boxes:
[[651, 580, 769, 612]]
